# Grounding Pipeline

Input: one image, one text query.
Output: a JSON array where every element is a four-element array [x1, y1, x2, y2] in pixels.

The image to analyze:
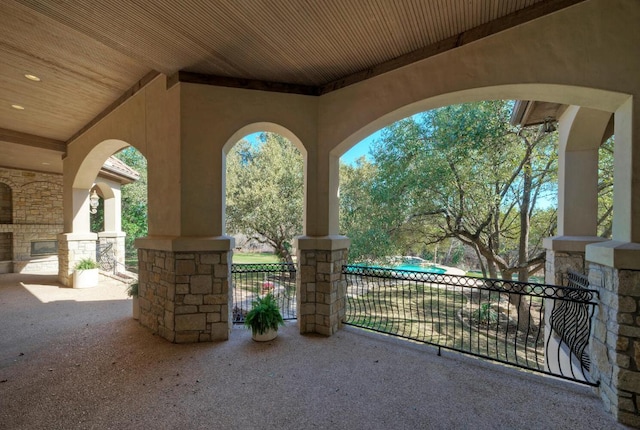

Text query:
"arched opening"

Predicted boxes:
[[0, 182, 12, 224], [60, 139, 146, 286], [89, 148, 147, 274], [340, 99, 562, 278], [333, 87, 623, 386], [224, 124, 305, 324]]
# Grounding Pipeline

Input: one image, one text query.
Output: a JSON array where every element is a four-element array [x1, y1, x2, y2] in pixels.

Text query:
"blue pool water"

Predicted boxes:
[[392, 264, 447, 274]]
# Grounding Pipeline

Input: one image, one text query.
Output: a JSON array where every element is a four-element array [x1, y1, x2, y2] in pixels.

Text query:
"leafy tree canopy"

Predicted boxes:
[[340, 100, 558, 280], [226, 133, 303, 264]]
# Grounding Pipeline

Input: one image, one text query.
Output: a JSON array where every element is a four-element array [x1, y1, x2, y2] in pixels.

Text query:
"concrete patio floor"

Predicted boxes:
[[0, 273, 627, 430]]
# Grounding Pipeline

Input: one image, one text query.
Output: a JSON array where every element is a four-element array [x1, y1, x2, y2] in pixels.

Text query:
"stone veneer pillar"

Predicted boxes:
[[296, 235, 350, 336], [57, 232, 98, 287], [135, 236, 233, 343], [586, 243, 640, 427], [543, 236, 607, 285]]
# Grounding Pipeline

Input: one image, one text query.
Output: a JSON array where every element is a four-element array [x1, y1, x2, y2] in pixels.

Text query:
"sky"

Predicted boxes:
[[340, 131, 381, 165]]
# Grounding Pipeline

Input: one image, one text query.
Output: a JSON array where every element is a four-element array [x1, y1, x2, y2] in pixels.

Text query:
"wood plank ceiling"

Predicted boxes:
[[0, 0, 584, 173]]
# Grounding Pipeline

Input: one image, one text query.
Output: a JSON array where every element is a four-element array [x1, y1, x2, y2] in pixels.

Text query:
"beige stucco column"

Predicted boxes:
[[584, 98, 640, 427], [543, 106, 611, 284], [58, 172, 98, 286], [133, 80, 236, 343]]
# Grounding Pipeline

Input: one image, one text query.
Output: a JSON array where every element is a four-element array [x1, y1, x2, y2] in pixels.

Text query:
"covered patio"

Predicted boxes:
[[0, 273, 624, 429], [2, 0, 640, 426]]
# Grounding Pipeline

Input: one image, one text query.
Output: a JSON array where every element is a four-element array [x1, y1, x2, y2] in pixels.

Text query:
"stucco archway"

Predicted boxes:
[[59, 139, 139, 286], [223, 122, 308, 238]]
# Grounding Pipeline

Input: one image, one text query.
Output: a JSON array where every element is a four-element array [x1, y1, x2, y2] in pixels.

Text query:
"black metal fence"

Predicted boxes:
[[343, 265, 599, 386], [96, 242, 116, 273], [231, 263, 297, 323], [96, 242, 138, 275], [547, 270, 594, 374]]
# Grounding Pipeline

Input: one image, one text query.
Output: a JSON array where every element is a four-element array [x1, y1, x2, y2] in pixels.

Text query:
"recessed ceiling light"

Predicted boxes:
[[42, 162, 50, 165], [11, 104, 25, 110], [24, 74, 41, 82]]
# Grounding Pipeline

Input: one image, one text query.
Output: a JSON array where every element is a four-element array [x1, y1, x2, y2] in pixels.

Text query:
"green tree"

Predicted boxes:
[[340, 101, 558, 329], [349, 101, 557, 280], [226, 133, 303, 264], [598, 137, 614, 238], [114, 147, 147, 260]]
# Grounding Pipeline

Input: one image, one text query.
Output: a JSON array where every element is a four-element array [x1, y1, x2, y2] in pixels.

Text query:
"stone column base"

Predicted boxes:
[[57, 232, 98, 287], [587, 241, 640, 427], [135, 236, 233, 343], [296, 235, 350, 336]]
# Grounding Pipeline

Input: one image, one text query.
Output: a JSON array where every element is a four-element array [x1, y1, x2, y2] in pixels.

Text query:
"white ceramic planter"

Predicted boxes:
[[252, 328, 278, 342], [132, 297, 140, 320], [73, 268, 99, 288]]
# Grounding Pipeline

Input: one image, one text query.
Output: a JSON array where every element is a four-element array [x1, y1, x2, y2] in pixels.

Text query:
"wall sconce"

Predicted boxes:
[[89, 189, 100, 214], [543, 117, 557, 133]]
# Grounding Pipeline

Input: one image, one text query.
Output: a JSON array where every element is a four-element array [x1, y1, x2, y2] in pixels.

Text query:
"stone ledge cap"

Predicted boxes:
[[586, 240, 640, 270], [97, 231, 127, 238], [543, 235, 607, 252], [135, 235, 235, 252], [58, 232, 99, 241], [295, 235, 351, 250]]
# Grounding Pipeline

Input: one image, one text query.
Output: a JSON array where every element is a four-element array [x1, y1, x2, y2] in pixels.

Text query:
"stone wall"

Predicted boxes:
[[545, 249, 587, 285], [0, 168, 63, 224], [298, 248, 349, 336], [0, 167, 64, 273], [138, 248, 231, 343], [589, 263, 640, 427]]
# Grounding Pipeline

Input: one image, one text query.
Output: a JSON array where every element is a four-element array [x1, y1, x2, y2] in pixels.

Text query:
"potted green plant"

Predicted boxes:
[[244, 293, 285, 341], [126, 282, 139, 320], [72, 258, 99, 288]]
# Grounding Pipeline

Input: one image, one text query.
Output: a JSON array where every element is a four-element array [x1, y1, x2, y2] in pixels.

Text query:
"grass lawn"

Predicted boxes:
[[233, 252, 280, 264]]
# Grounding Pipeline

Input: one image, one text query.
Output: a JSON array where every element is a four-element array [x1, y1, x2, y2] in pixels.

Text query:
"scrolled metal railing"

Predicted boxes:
[[231, 263, 297, 323], [546, 270, 595, 374], [96, 242, 116, 273], [342, 265, 599, 386]]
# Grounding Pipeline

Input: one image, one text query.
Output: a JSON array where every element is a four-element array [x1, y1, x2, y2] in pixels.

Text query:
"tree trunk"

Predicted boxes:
[[501, 269, 532, 332], [512, 153, 534, 332], [487, 260, 498, 279]]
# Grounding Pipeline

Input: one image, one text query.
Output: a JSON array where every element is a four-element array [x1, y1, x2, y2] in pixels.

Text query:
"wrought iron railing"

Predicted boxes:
[[96, 242, 116, 273], [342, 265, 599, 386], [96, 242, 138, 276], [547, 270, 594, 373], [231, 263, 297, 323]]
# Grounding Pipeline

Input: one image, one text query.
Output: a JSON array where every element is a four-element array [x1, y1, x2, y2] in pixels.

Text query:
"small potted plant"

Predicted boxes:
[[73, 258, 99, 288], [244, 293, 285, 341], [126, 282, 139, 320]]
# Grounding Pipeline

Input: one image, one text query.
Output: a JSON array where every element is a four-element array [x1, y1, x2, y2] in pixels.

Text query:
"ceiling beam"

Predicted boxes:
[[0, 128, 66, 152], [172, 71, 319, 96]]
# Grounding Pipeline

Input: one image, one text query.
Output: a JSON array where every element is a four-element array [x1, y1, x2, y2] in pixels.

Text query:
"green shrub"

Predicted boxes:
[[126, 282, 138, 297], [75, 258, 99, 270], [244, 293, 285, 336]]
